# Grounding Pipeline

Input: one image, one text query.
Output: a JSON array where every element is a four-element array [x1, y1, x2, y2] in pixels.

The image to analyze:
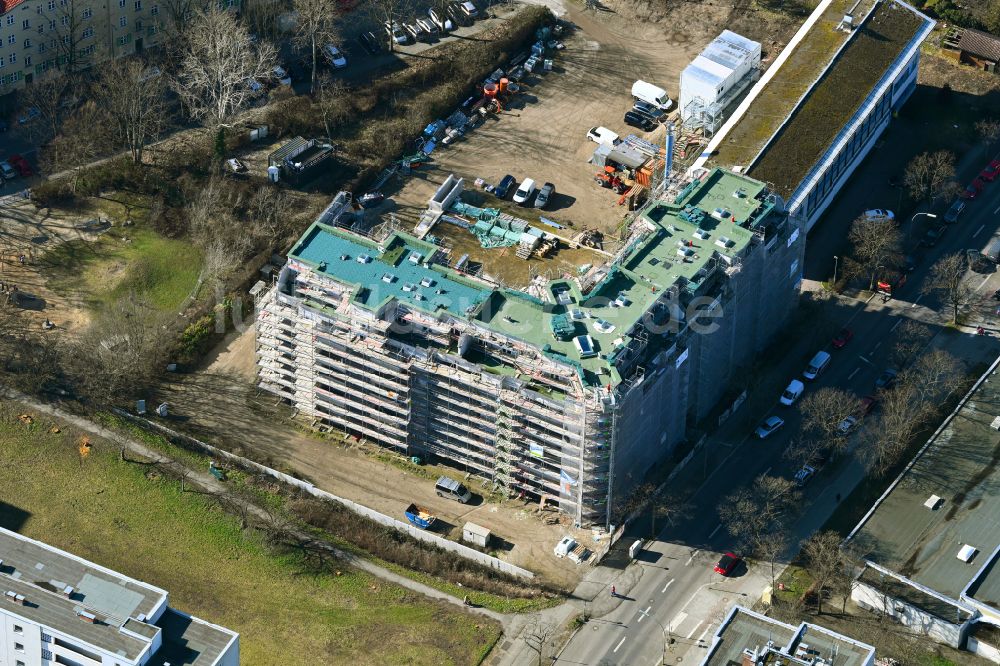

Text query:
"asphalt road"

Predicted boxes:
[[554, 159, 1000, 666]]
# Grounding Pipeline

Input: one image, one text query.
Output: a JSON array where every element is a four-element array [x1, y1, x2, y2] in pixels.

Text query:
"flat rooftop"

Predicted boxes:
[[149, 608, 238, 666], [851, 358, 1000, 616], [703, 607, 875, 666], [747, 0, 925, 198], [289, 169, 769, 386], [0, 527, 166, 661]]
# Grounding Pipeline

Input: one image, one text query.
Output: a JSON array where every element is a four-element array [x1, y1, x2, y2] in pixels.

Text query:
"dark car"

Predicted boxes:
[[632, 100, 666, 123], [534, 182, 555, 209], [8, 154, 32, 177], [875, 368, 898, 390], [359, 31, 382, 55], [961, 178, 985, 200], [831, 328, 853, 349], [714, 552, 741, 576], [623, 110, 656, 132], [921, 224, 946, 247], [860, 395, 879, 415], [494, 175, 516, 199]]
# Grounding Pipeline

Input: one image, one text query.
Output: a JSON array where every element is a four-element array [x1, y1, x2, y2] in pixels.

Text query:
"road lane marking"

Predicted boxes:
[[685, 550, 700, 566], [975, 224, 986, 238], [891, 319, 902, 332], [637, 605, 651, 622], [911, 295, 923, 308], [669, 611, 688, 632], [872, 341, 881, 351], [708, 523, 722, 538], [613, 636, 627, 653], [994, 204, 1000, 214], [697, 625, 713, 643], [977, 275, 992, 293], [859, 355, 873, 366], [687, 621, 703, 639], [848, 367, 859, 380], [661, 578, 674, 594], [762, 466, 772, 477]]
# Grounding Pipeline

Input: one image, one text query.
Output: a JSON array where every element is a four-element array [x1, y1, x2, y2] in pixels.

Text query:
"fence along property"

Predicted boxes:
[[117, 411, 535, 580]]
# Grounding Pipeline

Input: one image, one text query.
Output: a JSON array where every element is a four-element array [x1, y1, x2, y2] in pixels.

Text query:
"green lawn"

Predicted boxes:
[[41, 195, 203, 314], [0, 410, 501, 666]]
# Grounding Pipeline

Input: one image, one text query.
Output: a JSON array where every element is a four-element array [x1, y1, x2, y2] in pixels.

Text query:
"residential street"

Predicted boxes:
[[524, 160, 1000, 665]]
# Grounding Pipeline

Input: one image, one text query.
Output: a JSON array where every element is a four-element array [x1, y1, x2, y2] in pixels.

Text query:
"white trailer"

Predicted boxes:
[[680, 30, 761, 125]]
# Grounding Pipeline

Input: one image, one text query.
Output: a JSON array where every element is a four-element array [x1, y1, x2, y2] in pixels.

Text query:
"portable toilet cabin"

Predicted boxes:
[[463, 522, 491, 547]]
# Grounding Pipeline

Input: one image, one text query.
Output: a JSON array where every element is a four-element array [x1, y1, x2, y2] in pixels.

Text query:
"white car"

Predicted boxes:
[[272, 66, 292, 86], [755, 416, 784, 439], [587, 126, 619, 146], [863, 209, 895, 223], [513, 178, 536, 205], [780, 379, 804, 406], [324, 44, 347, 68]]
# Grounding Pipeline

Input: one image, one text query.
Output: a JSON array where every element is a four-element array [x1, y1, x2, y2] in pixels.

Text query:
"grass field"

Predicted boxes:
[[0, 409, 501, 665], [41, 194, 203, 314]]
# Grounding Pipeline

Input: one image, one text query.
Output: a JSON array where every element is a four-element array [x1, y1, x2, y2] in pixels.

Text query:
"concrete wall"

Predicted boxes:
[[968, 635, 1000, 664], [121, 413, 536, 580], [852, 579, 967, 648]]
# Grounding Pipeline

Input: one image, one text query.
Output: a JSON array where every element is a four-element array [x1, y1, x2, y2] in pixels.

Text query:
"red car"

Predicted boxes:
[[832, 328, 854, 349], [961, 178, 985, 200], [860, 395, 879, 415], [980, 160, 1000, 182], [714, 552, 741, 576], [8, 154, 32, 177]]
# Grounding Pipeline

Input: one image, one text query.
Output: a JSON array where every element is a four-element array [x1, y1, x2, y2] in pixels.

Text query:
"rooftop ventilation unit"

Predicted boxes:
[[408, 252, 424, 264], [991, 415, 1000, 431], [712, 207, 731, 220], [340, 254, 350, 261], [924, 495, 943, 510], [402, 283, 416, 292], [838, 13, 855, 31], [694, 229, 710, 240], [957, 544, 978, 562], [77, 610, 97, 623], [356, 254, 372, 264], [382, 273, 395, 283], [420, 277, 434, 288], [715, 236, 734, 248]]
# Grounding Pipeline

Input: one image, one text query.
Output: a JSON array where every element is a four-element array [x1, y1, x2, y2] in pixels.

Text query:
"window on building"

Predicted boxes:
[[6, 16, 15, 26], [119, 15, 127, 26], [60, 15, 68, 25], [16, 661, 25, 666], [82, 7, 92, 18], [48, 19, 55, 29], [61, 35, 69, 44], [10, 53, 15, 63], [47, 0, 55, 8], [38, 42, 46, 52], [14, 643, 24, 652], [12, 625, 23, 634], [7, 35, 14, 44], [82, 26, 92, 38], [117, 33, 131, 45], [135, 19, 142, 29], [24, 55, 31, 65], [150, 4, 157, 13], [22, 19, 30, 29], [134, 0, 141, 9], [23, 38, 31, 48]]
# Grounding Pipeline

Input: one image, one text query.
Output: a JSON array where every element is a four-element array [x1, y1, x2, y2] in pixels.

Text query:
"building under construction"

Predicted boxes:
[[256, 168, 804, 527]]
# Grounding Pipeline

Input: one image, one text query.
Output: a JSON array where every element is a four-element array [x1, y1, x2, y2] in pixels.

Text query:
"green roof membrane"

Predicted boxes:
[[291, 224, 492, 317]]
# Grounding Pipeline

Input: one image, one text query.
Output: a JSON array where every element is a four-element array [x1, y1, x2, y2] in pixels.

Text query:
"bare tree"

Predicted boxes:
[[800, 531, 847, 615], [757, 528, 789, 594], [41, 0, 99, 76], [19, 72, 79, 143], [903, 150, 958, 205], [172, 8, 277, 131], [315, 74, 351, 140], [93, 59, 169, 164], [988, 0, 1000, 35], [368, 0, 412, 51], [39, 102, 107, 187], [890, 320, 932, 368], [720, 475, 800, 555], [798, 388, 862, 455], [242, 0, 284, 40], [976, 118, 1000, 157], [292, 0, 342, 94], [902, 349, 962, 407], [187, 178, 254, 289], [521, 615, 557, 666], [847, 216, 901, 291], [160, 0, 208, 35], [922, 252, 975, 325]]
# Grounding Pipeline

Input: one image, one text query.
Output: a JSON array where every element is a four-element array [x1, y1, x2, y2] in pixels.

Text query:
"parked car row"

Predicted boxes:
[[489, 175, 556, 209], [385, 1, 480, 46], [0, 154, 33, 184]]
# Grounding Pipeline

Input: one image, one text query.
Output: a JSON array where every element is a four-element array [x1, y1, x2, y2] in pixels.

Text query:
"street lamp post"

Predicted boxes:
[[638, 606, 673, 664], [833, 255, 839, 285], [909, 212, 937, 245]]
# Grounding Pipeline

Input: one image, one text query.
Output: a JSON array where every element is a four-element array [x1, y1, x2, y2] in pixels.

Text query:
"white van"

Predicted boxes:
[[513, 178, 536, 204], [631, 80, 673, 111], [780, 379, 804, 406], [803, 351, 831, 381], [587, 126, 619, 146]]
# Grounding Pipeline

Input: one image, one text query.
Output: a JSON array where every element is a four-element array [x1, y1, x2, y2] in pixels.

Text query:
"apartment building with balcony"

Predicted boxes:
[[256, 168, 804, 527], [0, 526, 238, 666], [0, 0, 237, 94]]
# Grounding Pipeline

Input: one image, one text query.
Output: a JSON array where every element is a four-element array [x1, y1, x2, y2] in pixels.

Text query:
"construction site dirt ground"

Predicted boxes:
[[381, 0, 812, 289], [155, 1, 816, 586]]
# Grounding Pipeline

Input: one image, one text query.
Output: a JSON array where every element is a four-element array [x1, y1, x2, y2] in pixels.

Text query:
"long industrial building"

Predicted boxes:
[[0, 526, 239, 666], [256, 167, 804, 527]]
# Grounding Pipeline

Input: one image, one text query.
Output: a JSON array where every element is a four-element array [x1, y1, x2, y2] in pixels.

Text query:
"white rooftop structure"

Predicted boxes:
[[680, 30, 761, 125]]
